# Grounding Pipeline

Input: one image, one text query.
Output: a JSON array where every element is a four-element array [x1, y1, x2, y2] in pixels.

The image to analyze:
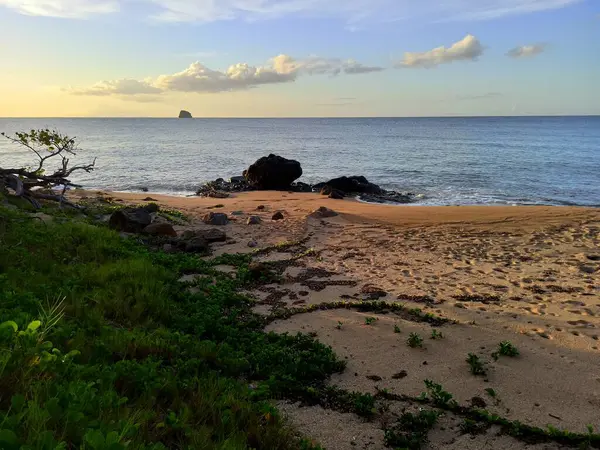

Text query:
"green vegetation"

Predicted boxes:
[[364, 317, 378, 326], [407, 333, 424, 348], [336, 321, 343, 330], [493, 341, 520, 359], [384, 409, 439, 449], [394, 324, 401, 334], [423, 380, 457, 408], [0, 205, 343, 449], [466, 353, 487, 376], [430, 329, 443, 340]]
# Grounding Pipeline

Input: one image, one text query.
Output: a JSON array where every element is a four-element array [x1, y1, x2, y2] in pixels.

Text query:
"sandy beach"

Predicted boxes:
[[78, 190, 600, 449]]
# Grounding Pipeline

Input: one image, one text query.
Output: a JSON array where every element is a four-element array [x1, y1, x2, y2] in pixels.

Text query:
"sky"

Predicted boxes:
[[0, 0, 598, 117]]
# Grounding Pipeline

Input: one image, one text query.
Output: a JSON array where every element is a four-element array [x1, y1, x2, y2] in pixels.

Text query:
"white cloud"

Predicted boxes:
[[68, 54, 383, 97], [396, 34, 485, 69], [69, 79, 162, 96], [506, 43, 547, 58], [0, 0, 581, 23], [0, 0, 117, 18]]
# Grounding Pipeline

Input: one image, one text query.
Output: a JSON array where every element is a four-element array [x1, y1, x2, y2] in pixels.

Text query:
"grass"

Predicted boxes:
[[0, 205, 342, 449], [394, 324, 401, 333], [466, 353, 487, 376], [407, 333, 424, 348]]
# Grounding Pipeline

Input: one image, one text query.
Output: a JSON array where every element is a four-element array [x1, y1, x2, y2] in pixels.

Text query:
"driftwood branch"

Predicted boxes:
[[0, 129, 96, 210]]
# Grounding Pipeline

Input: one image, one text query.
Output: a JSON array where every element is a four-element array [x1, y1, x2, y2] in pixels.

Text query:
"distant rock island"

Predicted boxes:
[[178, 110, 192, 119]]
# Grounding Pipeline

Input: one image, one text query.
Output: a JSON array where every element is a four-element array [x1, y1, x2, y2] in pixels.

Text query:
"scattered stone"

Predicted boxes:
[[248, 240, 258, 248], [184, 237, 209, 253], [247, 216, 262, 225], [299, 291, 309, 296], [360, 284, 388, 300], [587, 255, 600, 261], [366, 375, 382, 381], [308, 206, 338, 219], [182, 228, 226, 243], [328, 190, 345, 200], [244, 154, 302, 190], [272, 211, 285, 221], [291, 181, 312, 192], [143, 197, 158, 201], [109, 207, 152, 233], [143, 222, 177, 237], [141, 187, 149, 192], [143, 203, 160, 213], [256, 205, 266, 210], [471, 397, 487, 408], [31, 212, 54, 223], [580, 265, 597, 274], [230, 176, 245, 184], [231, 211, 244, 216], [248, 262, 274, 279], [391, 371, 408, 379], [206, 191, 230, 199], [196, 177, 252, 197], [202, 212, 229, 226], [454, 302, 466, 309]]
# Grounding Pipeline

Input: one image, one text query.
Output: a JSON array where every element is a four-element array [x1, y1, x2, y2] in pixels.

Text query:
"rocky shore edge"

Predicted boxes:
[[195, 153, 415, 204]]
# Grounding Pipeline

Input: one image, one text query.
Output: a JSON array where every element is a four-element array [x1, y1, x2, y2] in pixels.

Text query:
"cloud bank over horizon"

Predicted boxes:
[[68, 55, 385, 98]]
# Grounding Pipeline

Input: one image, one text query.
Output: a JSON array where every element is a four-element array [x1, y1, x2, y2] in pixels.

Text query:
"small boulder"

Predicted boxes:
[[181, 228, 226, 243], [207, 191, 230, 199], [248, 240, 258, 248], [143, 203, 160, 213], [141, 187, 149, 192], [244, 154, 302, 190], [328, 189, 345, 200], [248, 262, 274, 280], [185, 237, 209, 253], [272, 211, 285, 221], [247, 216, 262, 225], [143, 222, 177, 237], [308, 206, 338, 219], [109, 207, 152, 233], [314, 176, 383, 195], [143, 197, 158, 201], [256, 205, 266, 210], [202, 212, 229, 226], [580, 265, 597, 274], [230, 176, 245, 184]]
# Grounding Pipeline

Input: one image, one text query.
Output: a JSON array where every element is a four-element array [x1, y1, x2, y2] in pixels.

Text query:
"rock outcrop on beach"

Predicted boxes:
[[178, 110, 193, 119], [244, 154, 302, 190], [315, 175, 414, 204], [314, 175, 383, 195], [194, 154, 415, 203], [108, 205, 154, 233]]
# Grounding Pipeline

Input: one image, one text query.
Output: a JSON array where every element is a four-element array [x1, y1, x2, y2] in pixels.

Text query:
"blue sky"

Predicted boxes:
[[0, 0, 598, 117]]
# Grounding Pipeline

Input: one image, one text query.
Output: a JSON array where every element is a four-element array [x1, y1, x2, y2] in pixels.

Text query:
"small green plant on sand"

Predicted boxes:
[[364, 317, 378, 326], [494, 341, 519, 359], [407, 333, 424, 348], [336, 321, 343, 330], [423, 380, 457, 408], [485, 388, 497, 398], [384, 409, 439, 450], [430, 329, 443, 340], [394, 324, 401, 333], [467, 353, 487, 376]]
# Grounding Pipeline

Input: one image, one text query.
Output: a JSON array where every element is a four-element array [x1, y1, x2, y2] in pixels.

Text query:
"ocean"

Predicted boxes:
[[0, 116, 599, 206]]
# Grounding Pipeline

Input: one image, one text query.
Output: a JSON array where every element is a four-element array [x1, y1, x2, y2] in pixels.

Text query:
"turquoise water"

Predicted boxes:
[[1, 116, 599, 206]]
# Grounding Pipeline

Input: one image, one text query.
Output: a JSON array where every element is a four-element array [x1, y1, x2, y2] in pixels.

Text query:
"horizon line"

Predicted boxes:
[[1, 114, 599, 120]]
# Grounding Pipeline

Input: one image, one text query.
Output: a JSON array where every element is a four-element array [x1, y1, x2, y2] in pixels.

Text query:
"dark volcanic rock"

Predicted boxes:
[[196, 177, 253, 197], [308, 206, 338, 219], [202, 212, 229, 226], [109, 207, 152, 233], [184, 237, 209, 253], [314, 175, 382, 195], [181, 228, 226, 243], [315, 175, 414, 204], [291, 182, 313, 192], [178, 110, 192, 118], [244, 154, 302, 190], [143, 222, 177, 237], [272, 211, 285, 221], [247, 216, 262, 225]]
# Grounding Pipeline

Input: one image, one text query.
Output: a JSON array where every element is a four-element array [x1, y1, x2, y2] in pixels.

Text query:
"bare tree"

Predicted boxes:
[[0, 129, 96, 209]]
